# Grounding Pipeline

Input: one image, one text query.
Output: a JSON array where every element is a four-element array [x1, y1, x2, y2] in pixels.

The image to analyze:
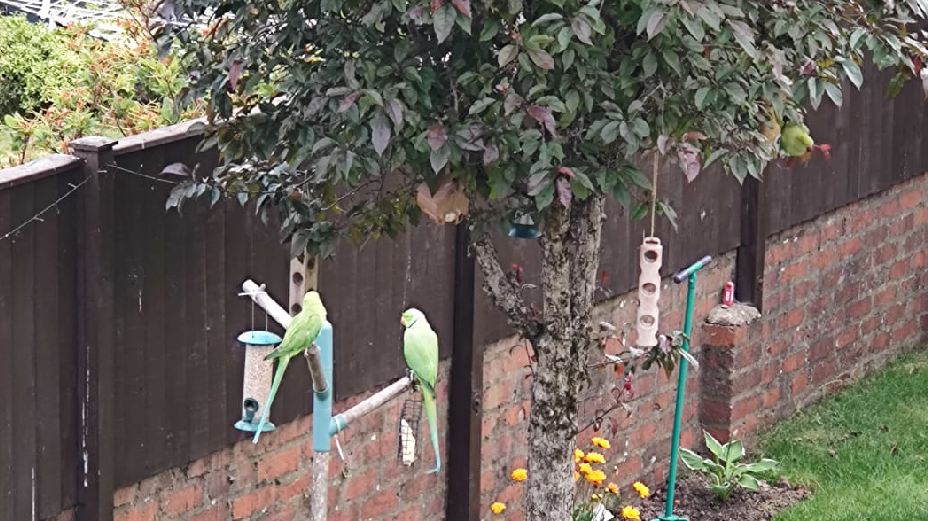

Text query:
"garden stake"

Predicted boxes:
[[653, 255, 712, 521]]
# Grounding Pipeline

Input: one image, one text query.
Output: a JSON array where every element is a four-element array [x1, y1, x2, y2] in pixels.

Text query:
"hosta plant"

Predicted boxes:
[[680, 430, 778, 501]]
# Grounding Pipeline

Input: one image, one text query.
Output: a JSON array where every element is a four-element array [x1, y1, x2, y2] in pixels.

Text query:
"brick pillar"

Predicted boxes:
[[699, 303, 761, 445]]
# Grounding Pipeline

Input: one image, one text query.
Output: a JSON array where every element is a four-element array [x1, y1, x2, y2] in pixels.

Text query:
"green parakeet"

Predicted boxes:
[[401, 308, 441, 473], [253, 291, 327, 443], [780, 121, 815, 157]]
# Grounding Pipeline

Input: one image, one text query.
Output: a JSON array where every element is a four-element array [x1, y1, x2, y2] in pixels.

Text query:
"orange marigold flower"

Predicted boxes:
[[622, 506, 641, 520], [592, 437, 611, 449], [591, 494, 601, 501], [575, 448, 585, 462], [607, 482, 619, 494], [585, 470, 607, 485], [584, 452, 606, 464], [578, 463, 593, 474], [510, 468, 528, 481], [491, 502, 506, 514], [633, 481, 650, 498], [574, 471, 580, 481]]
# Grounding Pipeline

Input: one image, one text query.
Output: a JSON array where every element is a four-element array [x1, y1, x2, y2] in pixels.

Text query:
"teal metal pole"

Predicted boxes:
[[312, 321, 334, 452], [655, 255, 710, 521]]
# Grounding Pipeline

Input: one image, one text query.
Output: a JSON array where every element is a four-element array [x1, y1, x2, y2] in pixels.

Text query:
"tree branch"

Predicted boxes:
[[473, 232, 542, 339]]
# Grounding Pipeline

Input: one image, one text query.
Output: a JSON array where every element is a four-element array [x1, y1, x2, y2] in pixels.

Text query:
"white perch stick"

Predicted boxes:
[[311, 452, 328, 521], [333, 376, 413, 433], [242, 279, 328, 391]]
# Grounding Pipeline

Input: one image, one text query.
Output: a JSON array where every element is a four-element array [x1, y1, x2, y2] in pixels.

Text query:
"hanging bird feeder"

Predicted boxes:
[[396, 391, 423, 466], [636, 237, 663, 347], [234, 285, 281, 433], [508, 213, 540, 239], [234, 330, 282, 433]]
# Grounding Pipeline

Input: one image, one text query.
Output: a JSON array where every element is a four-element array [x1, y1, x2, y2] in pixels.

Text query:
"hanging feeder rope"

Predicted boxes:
[[650, 152, 659, 238]]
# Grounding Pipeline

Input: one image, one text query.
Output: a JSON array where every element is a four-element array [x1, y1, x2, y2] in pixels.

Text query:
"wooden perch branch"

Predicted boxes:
[[473, 234, 542, 339], [332, 376, 413, 434]]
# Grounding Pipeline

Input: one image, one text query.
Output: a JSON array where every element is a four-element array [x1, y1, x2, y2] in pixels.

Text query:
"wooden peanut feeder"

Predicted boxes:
[[636, 237, 663, 347]]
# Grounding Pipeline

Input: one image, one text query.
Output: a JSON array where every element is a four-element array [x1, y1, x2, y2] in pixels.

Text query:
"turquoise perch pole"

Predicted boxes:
[[654, 255, 711, 521]]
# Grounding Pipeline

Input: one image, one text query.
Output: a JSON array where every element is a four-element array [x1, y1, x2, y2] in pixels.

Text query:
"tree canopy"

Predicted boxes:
[[164, 0, 927, 258]]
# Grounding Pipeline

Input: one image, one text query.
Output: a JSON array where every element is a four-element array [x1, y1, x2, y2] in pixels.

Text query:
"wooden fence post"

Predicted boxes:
[[735, 176, 766, 311], [71, 137, 117, 521], [446, 223, 483, 521]]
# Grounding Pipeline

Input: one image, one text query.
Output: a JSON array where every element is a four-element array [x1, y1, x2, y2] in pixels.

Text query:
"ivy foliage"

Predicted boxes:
[[163, 0, 928, 256]]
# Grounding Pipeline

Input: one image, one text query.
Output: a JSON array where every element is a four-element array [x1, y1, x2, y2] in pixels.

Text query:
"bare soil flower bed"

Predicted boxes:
[[637, 475, 809, 521]]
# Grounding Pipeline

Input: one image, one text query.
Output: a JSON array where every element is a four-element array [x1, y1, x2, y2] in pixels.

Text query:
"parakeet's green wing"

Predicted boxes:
[[403, 324, 438, 389], [267, 312, 322, 360]]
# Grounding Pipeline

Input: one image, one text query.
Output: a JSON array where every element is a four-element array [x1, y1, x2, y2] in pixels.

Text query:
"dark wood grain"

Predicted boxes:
[[0, 187, 16, 521]]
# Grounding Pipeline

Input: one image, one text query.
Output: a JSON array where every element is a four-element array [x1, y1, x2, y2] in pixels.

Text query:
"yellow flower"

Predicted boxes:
[[575, 448, 585, 462], [622, 506, 641, 520], [585, 470, 607, 486], [577, 463, 593, 474], [633, 481, 650, 499], [510, 468, 528, 481], [607, 483, 619, 494], [584, 452, 606, 464], [574, 471, 580, 481], [491, 502, 506, 514], [592, 437, 611, 449], [591, 494, 601, 501]]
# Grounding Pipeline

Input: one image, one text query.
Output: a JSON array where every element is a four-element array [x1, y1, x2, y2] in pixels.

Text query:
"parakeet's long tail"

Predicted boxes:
[[422, 384, 440, 473], [253, 355, 289, 443]]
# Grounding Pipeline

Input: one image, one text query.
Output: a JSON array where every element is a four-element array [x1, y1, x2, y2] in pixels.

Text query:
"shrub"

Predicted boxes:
[[680, 430, 778, 501], [0, 15, 73, 116]]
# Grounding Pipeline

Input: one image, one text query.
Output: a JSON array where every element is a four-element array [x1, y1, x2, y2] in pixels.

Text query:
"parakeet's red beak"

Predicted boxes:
[[400, 316, 405, 326]]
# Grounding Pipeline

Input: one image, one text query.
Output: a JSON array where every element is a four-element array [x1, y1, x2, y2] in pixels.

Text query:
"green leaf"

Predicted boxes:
[[480, 19, 500, 41], [556, 27, 572, 51], [600, 121, 620, 143], [695, 87, 711, 109], [392, 0, 407, 12], [370, 110, 391, 156], [469, 97, 496, 115], [725, 440, 744, 464], [536, 96, 566, 112], [532, 13, 563, 26], [508, 0, 522, 15], [643, 50, 658, 77], [744, 458, 778, 473], [632, 118, 650, 138], [663, 50, 681, 74], [697, 6, 721, 31], [704, 430, 725, 460], [824, 81, 843, 107], [680, 449, 708, 471], [498, 44, 519, 67], [562, 49, 576, 69], [842, 59, 863, 89], [809, 77, 823, 109], [430, 145, 450, 172], [646, 9, 668, 40], [680, 15, 705, 41], [737, 474, 759, 491], [433, 4, 455, 43]]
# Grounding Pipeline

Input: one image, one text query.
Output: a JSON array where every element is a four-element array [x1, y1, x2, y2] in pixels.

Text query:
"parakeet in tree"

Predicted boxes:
[[401, 308, 441, 473], [780, 121, 815, 157], [253, 291, 327, 443]]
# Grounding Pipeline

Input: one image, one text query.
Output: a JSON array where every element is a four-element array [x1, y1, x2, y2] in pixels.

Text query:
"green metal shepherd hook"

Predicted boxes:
[[653, 255, 712, 521]]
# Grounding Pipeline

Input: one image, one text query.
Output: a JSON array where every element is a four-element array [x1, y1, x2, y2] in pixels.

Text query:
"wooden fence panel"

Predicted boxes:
[[0, 163, 82, 520]]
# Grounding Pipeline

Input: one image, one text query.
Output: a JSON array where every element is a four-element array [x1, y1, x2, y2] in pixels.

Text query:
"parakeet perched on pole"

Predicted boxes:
[[780, 121, 815, 157], [253, 291, 327, 443], [401, 308, 441, 474]]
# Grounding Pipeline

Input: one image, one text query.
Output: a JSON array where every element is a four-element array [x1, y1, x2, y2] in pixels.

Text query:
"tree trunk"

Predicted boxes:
[[473, 195, 606, 521]]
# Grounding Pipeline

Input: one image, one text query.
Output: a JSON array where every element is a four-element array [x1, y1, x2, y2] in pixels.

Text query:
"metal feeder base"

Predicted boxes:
[[508, 222, 540, 239], [652, 516, 688, 521], [234, 419, 276, 433]]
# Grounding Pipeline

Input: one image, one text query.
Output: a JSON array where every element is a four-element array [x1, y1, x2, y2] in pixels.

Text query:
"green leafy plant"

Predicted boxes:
[[0, 15, 73, 117], [680, 430, 778, 501]]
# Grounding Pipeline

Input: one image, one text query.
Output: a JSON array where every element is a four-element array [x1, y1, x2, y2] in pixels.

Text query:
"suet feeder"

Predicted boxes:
[[234, 330, 282, 433], [636, 237, 663, 347], [397, 391, 423, 466], [508, 213, 540, 239]]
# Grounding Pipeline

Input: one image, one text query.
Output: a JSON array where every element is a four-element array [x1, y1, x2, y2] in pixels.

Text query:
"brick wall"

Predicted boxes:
[[111, 172, 926, 520]]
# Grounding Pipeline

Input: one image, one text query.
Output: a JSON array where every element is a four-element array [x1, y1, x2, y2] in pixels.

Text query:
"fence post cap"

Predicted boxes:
[[69, 136, 117, 153]]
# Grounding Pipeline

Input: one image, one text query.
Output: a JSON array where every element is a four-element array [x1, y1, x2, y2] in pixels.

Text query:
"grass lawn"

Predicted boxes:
[[762, 350, 928, 521]]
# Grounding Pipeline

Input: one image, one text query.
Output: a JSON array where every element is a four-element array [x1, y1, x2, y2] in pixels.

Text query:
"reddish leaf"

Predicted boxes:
[[800, 57, 817, 75], [452, 0, 471, 17], [913, 55, 923, 76], [228, 59, 244, 91], [571, 16, 593, 45], [557, 166, 574, 178], [555, 176, 572, 208], [337, 91, 362, 112], [504, 93, 524, 115], [510, 263, 524, 284], [814, 143, 832, 160], [527, 48, 555, 70], [600, 270, 609, 286], [430, 0, 442, 13], [526, 105, 557, 136], [677, 143, 701, 183], [656, 135, 671, 154], [428, 123, 448, 151]]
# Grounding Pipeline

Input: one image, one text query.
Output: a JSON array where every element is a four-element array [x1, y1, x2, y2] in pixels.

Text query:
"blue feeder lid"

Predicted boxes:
[[237, 330, 283, 346], [234, 419, 276, 433]]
